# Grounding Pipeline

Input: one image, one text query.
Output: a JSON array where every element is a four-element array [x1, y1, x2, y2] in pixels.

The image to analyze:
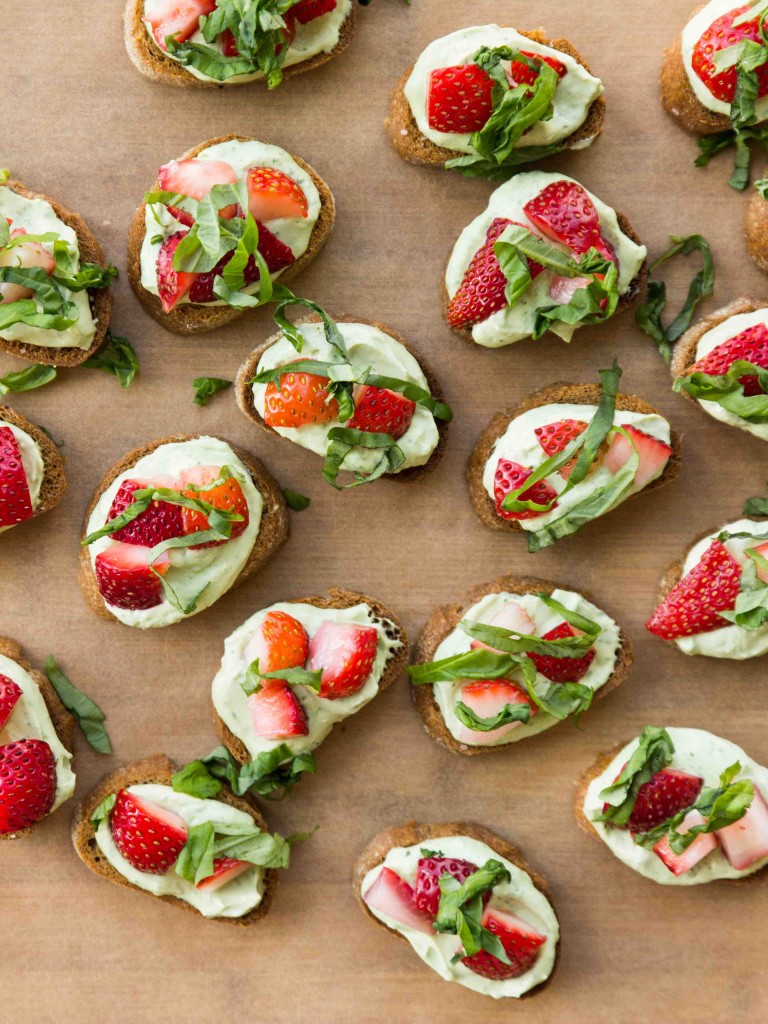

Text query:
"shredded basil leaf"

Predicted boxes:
[[594, 726, 675, 827], [454, 700, 531, 732], [44, 655, 111, 754], [90, 793, 116, 828], [433, 859, 512, 963], [83, 331, 139, 388], [0, 363, 56, 396], [282, 488, 310, 510], [193, 376, 232, 407], [695, 125, 768, 190], [241, 658, 322, 695], [172, 744, 316, 801], [675, 360, 768, 421]]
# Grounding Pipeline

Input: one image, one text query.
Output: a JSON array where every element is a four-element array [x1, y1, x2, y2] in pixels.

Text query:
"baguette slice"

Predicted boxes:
[[746, 192, 768, 273], [387, 29, 606, 168], [214, 586, 409, 765], [0, 635, 75, 841], [72, 753, 279, 925], [660, 33, 733, 137], [0, 404, 66, 528], [1, 180, 113, 367], [236, 315, 449, 484], [124, 0, 355, 88], [78, 433, 289, 622], [466, 382, 682, 535], [354, 819, 560, 997], [127, 134, 336, 336], [411, 574, 633, 757]]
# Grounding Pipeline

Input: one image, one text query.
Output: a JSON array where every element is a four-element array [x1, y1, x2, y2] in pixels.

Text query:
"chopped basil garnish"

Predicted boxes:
[[282, 488, 310, 511], [594, 726, 674, 827], [90, 793, 116, 828], [454, 700, 531, 731], [241, 658, 322, 695], [0, 363, 56, 396], [172, 744, 316, 801], [434, 859, 512, 964], [84, 331, 139, 388], [44, 655, 111, 754], [744, 491, 768, 516], [193, 376, 232, 407], [175, 819, 294, 886], [718, 547, 768, 629], [674, 360, 768, 421]]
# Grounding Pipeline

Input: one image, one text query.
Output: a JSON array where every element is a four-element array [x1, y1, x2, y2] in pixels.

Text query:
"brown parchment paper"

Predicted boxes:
[[1, 2, 767, 1022]]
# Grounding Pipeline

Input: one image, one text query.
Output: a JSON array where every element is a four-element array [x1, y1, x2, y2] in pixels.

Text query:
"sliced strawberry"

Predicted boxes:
[[156, 231, 195, 314], [363, 866, 434, 934], [604, 424, 672, 491], [307, 621, 378, 700], [603, 767, 703, 834], [249, 682, 308, 739], [94, 542, 171, 611], [456, 679, 535, 745], [692, 5, 768, 103], [0, 426, 33, 529], [427, 64, 494, 134], [179, 465, 249, 548], [653, 809, 719, 877], [186, 224, 295, 303], [507, 51, 567, 87], [716, 785, 768, 870], [0, 675, 22, 731], [754, 540, 768, 584], [346, 385, 415, 440], [244, 610, 309, 676], [220, 29, 239, 57], [0, 738, 56, 835], [263, 368, 339, 428], [110, 789, 188, 874], [158, 158, 238, 226], [534, 418, 588, 479], [528, 621, 595, 682], [523, 180, 614, 261], [493, 459, 558, 522], [646, 540, 742, 640], [246, 167, 308, 221], [143, 0, 216, 51], [463, 907, 546, 980], [0, 228, 56, 304], [108, 477, 184, 547], [415, 855, 488, 917], [291, 0, 337, 24], [196, 857, 251, 891], [469, 602, 536, 651], [687, 323, 768, 396]]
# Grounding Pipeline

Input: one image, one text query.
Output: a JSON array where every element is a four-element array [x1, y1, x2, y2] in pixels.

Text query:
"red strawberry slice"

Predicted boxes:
[[523, 180, 614, 261], [0, 426, 33, 529], [246, 167, 308, 221], [110, 789, 188, 874], [187, 224, 295, 303], [646, 539, 742, 640], [456, 679, 535, 745], [493, 459, 558, 522], [692, 5, 768, 103], [308, 621, 379, 700], [508, 51, 567, 87], [244, 610, 309, 676], [363, 867, 434, 934], [158, 158, 238, 226], [94, 542, 171, 611], [604, 767, 703, 834], [196, 857, 251, 891], [717, 785, 768, 870], [347, 385, 416, 440], [528, 621, 595, 682], [156, 231, 195, 313], [0, 675, 22, 731], [263, 368, 339, 428], [653, 809, 718, 877], [463, 907, 547, 980], [292, 0, 336, 24], [249, 682, 309, 739], [687, 323, 768, 396], [143, 0, 216, 51], [604, 424, 673, 491], [427, 64, 494, 134], [179, 465, 249, 548], [534, 418, 588, 479], [415, 855, 488, 917], [0, 738, 56, 835], [108, 477, 184, 547]]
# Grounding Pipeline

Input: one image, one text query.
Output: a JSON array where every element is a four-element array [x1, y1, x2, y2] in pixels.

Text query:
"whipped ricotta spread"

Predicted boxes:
[[481, 402, 671, 532], [583, 727, 768, 885], [674, 518, 768, 659], [681, 1, 768, 120], [0, 420, 44, 533], [140, 138, 322, 305], [0, 652, 75, 814], [85, 436, 263, 628], [142, 0, 352, 84], [689, 307, 768, 440], [212, 600, 402, 759], [252, 321, 440, 476], [94, 783, 264, 918], [430, 589, 620, 747], [0, 185, 97, 350], [445, 171, 647, 347], [404, 25, 603, 155], [361, 834, 559, 997]]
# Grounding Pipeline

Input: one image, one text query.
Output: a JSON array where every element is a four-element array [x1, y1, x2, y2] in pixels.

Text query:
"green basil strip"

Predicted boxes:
[[84, 331, 139, 388], [175, 819, 293, 886], [408, 648, 526, 685], [744, 493, 768, 516], [282, 488, 310, 511], [90, 793, 116, 828], [454, 700, 531, 732], [193, 376, 232, 407], [0, 363, 57, 396], [0, 268, 78, 332], [44, 655, 111, 754], [272, 294, 348, 360], [364, 372, 453, 421], [695, 125, 768, 190], [458, 620, 596, 657], [172, 743, 316, 801], [594, 726, 675, 826], [674, 361, 768, 422], [533, 261, 619, 341], [535, 593, 603, 636], [446, 143, 565, 181], [434, 859, 512, 962], [323, 428, 405, 489], [241, 658, 322, 695]]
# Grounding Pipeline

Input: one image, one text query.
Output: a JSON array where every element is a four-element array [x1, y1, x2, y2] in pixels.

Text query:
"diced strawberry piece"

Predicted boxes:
[[179, 465, 249, 548], [754, 541, 768, 584], [507, 51, 567, 87], [0, 675, 22, 731], [548, 274, 592, 306], [263, 369, 339, 428], [347, 385, 416, 440], [414, 855, 488, 917], [604, 424, 672, 491], [186, 224, 295, 304], [528, 621, 596, 682], [308, 621, 379, 700], [523, 180, 614, 261], [0, 229, 56, 304], [94, 542, 171, 611], [0, 426, 33, 529], [646, 540, 743, 640], [456, 679, 535, 745], [110, 789, 188, 874], [469, 602, 536, 652], [158, 158, 238, 226], [463, 907, 546, 980], [156, 231, 196, 313], [108, 477, 184, 547], [0, 738, 56, 835], [493, 459, 558, 522], [143, 0, 216, 51], [363, 866, 434, 934], [220, 29, 238, 58], [653, 809, 719, 876], [427, 64, 494, 134], [687, 323, 768, 396], [244, 610, 309, 676], [716, 785, 768, 870], [246, 167, 308, 222], [196, 857, 251, 891], [249, 682, 308, 739], [291, 0, 337, 24], [604, 767, 703, 833], [692, 5, 768, 103], [534, 418, 588, 479]]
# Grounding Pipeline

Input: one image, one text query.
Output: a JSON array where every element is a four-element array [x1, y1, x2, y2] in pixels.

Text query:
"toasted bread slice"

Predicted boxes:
[[214, 586, 409, 764], [660, 33, 732, 136], [467, 382, 682, 535], [124, 0, 355, 88], [72, 753, 279, 925], [127, 134, 336, 336], [0, 404, 66, 528], [411, 574, 633, 757], [0, 635, 75, 841], [235, 315, 449, 484], [78, 434, 289, 622], [1, 180, 113, 367], [354, 819, 560, 996], [387, 29, 606, 168], [746, 192, 768, 273]]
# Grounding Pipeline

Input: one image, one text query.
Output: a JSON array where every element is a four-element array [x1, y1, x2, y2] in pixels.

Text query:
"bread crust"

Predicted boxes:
[[353, 819, 559, 997], [746, 190, 768, 273], [660, 33, 732, 137], [410, 573, 633, 757], [127, 134, 336, 336], [213, 586, 409, 765], [78, 434, 289, 623], [235, 315, 450, 484], [386, 29, 606, 168], [124, 0, 356, 88], [72, 753, 279, 925], [0, 636, 76, 841], [0, 180, 113, 367], [0, 404, 67, 525], [466, 382, 682, 535]]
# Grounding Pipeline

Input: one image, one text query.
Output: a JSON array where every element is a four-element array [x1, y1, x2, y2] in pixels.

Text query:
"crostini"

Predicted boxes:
[[356, 820, 559, 998], [128, 135, 334, 335], [236, 312, 451, 486], [125, 0, 354, 89], [409, 575, 631, 755], [467, 364, 681, 549], [79, 434, 289, 628], [73, 753, 291, 923], [0, 405, 66, 533], [578, 725, 768, 884], [444, 171, 647, 347], [0, 637, 75, 839], [388, 25, 605, 177], [0, 173, 115, 366]]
